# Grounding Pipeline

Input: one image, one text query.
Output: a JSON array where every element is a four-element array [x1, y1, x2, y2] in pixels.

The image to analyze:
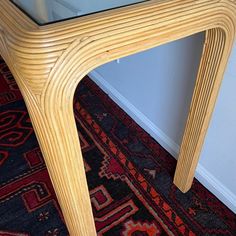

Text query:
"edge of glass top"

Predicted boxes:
[[11, 0, 148, 26]]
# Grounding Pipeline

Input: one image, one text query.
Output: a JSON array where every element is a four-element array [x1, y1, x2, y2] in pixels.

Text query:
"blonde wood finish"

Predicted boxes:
[[0, 0, 235, 235]]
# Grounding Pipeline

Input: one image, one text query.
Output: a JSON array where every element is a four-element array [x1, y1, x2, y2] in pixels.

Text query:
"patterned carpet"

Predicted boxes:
[[0, 56, 235, 236]]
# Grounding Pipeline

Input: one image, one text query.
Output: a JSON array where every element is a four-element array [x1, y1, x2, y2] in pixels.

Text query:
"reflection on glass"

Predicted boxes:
[[12, 0, 147, 25]]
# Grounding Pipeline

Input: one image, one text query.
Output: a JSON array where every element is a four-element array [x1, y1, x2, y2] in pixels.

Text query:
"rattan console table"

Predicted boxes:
[[0, 0, 235, 235]]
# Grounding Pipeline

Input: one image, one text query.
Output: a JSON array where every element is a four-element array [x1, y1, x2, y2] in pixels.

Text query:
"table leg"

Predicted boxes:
[[20, 86, 97, 235], [174, 28, 230, 192]]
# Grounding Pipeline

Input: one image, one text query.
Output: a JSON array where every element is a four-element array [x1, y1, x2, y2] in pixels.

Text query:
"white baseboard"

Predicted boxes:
[[195, 165, 236, 213], [88, 70, 236, 213], [89, 70, 180, 158]]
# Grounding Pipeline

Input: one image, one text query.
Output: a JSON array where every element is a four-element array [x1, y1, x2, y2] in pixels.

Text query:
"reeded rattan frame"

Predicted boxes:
[[0, 0, 235, 235]]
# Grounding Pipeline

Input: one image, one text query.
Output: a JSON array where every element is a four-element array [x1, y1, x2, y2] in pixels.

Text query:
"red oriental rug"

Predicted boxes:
[[0, 56, 235, 235]]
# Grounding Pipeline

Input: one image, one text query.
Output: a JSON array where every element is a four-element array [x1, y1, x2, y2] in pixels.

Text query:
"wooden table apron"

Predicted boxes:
[[0, 0, 235, 235]]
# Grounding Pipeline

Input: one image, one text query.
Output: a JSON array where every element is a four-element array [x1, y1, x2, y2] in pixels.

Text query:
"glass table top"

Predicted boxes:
[[12, 0, 147, 25]]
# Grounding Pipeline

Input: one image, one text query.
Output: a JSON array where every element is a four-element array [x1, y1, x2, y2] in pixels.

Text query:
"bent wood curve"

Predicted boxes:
[[42, 0, 236, 192], [0, 0, 236, 235]]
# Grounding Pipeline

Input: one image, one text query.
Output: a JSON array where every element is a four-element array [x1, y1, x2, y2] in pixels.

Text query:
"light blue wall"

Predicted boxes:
[[199, 43, 236, 204], [93, 34, 204, 145], [90, 33, 236, 212]]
